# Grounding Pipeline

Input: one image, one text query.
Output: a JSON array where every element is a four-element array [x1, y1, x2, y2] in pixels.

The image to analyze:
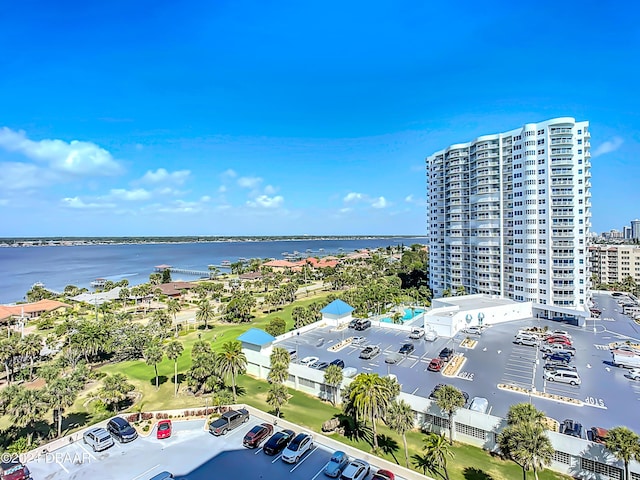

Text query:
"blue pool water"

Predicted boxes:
[[380, 308, 425, 323]]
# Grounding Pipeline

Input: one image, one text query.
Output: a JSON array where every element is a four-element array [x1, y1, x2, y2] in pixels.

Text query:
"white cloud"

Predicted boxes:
[[0, 162, 49, 190], [218, 185, 227, 193], [221, 169, 237, 178], [141, 168, 190, 185], [108, 188, 152, 201], [592, 137, 623, 158], [405, 194, 414, 203], [200, 195, 211, 202], [0, 127, 122, 176], [247, 195, 284, 208], [264, 184, 277, 195], [61, 197, 115, 209], [344, 192, 364, 202], [372, 196, 387, 209], [238, 176, 262, 189]]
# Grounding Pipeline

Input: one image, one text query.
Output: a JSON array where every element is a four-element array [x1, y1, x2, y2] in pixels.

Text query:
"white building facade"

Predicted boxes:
[[427, 117, 591, 316]]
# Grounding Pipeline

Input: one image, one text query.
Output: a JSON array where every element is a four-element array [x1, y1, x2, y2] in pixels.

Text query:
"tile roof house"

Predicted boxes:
[[155, 281, 195, 297], [0, 299, 71, 323], [320, 299, 355, 326]]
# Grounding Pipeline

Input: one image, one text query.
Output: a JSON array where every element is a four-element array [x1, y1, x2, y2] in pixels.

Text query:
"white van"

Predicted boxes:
[[468, 397, 489, 414], [514, 334, 538, 347], [83, 427, 115, 452], [544, 369, 581, 386]]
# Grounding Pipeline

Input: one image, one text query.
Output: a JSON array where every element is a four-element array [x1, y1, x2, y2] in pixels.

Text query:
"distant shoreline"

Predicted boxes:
[[0, 235, 427, 248]]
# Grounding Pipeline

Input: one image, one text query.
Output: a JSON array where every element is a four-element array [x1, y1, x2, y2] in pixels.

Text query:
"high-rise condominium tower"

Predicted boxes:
[[426, 118, 591, 310]]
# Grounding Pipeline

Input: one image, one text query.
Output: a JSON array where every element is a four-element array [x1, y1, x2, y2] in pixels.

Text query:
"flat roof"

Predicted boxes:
[[433, 295, 518, 311]]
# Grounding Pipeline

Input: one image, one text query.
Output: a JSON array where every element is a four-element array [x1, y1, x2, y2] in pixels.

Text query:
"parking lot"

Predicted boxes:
[[27, 417, 407, 480], [277, 291, 640, 433]]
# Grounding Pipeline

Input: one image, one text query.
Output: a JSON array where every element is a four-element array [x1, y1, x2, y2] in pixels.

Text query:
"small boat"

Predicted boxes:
[[91, 278, 107, 288], [220, 260, 231, 267], [31, 281, 45, 289]]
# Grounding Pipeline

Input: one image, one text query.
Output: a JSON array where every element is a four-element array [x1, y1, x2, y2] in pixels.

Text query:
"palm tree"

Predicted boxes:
[[434, 384, 465, 444], [217, 340, 247, 402], [506, 402, 545, 426], [196, 298, 214, 330], [47, 377, 79, 437], [323, 365, 343, 406], [605, 426, 640, 480], [143, 341, 164, 390], [385, 400, 414, 468], [270, 347, 291, 367], [348, 373, 393, 450], [7, 386, 47, 445], [166, 299, 181, 336], [0, 339, 16, 385], [418, 432, 454, 480], [266, 383, 290, 418], [498, 422, 554, 480], [98, 373, 134, 411], [19, 334, 42, 381], [267, 362, 289, 384], [165, 341, 184, 396]]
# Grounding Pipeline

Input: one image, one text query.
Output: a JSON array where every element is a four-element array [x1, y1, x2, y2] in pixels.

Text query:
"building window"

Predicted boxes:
[[580, 458, 622, 479]]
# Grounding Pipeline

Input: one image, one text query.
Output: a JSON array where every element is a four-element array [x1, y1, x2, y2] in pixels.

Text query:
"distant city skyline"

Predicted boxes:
[[0, 1, 637, 237]]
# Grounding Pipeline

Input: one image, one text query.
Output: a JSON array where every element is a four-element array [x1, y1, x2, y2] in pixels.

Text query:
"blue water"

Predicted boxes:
[[0, 237, 426, 304], [380, 308, 425, 323]]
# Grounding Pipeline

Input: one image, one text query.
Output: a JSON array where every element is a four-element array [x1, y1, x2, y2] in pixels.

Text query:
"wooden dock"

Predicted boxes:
[[154, 264, 230, 277]]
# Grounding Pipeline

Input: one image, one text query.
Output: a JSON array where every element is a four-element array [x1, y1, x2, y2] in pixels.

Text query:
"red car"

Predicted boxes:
[[546, 336, 572, 346], [428, 358, 444, 372], [243, 423, 274, 448], [372, 469, 395, 480], [156, 419, 172, 439]]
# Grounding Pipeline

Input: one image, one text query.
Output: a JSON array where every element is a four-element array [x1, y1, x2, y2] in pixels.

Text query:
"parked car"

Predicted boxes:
[[549, 330, 571, 338], [359, 345, 381, 359], [428, 358, 445, 372], [438, 347, 454, 362], [543, 352, 572, 364], [340, 459, 370, 480], [348, 319, 359, 329], [208, 409, 250, 436], [323, 450, 350, 478], [540, 343, 576, 355], [243, 423, 274, 448], [372, 469, 395, 480], [544, 369, 581, 385], [544, 362, 577, 372], [385, 353, 402, 365], [263, 429, 295, 455], [0, 459, 31, 480], [468, 397, 489, 414], [354, 319, 371, 331], [545, 334, 572, 344], [107, 417, 138, 443], [429, 384, 446, 399], [560, 419, 584, 438], [587, 427, 608, 444], [342, 367, 358, 378], [409, 328, 424, 339], [424, 330, 438, 342], [281, 433, 314, 463], [149, 472, 174, 480], [314, 362, 330, 370], [514, 334, 538, 346], [288, 349, 298, 361], [627, 368, 640, 380], [156, 419, 172, 439], [462, 326, 483, 335], [330, 359, 345, 369], [351, 336, 366, 345], [399, 343, 415, 355], [300, 356, 320, 366], [83, 427, 114, 452]]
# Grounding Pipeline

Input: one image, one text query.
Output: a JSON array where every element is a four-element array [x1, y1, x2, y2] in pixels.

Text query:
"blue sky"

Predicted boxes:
[[0, 0, 638, 237]]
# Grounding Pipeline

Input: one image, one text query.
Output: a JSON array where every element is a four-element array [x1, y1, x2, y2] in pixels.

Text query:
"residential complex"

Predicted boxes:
[[426, 117, 591, 317], [589, 244, 640, 285]]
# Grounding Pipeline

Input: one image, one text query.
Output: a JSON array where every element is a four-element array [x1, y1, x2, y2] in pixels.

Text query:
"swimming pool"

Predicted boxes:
[[380, 308, 425, 323]]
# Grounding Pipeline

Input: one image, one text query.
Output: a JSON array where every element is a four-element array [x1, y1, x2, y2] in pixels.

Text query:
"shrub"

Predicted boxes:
[[126, 414, 138, 423], [141, 413, 153, 421], [142, 425, 150, 432]]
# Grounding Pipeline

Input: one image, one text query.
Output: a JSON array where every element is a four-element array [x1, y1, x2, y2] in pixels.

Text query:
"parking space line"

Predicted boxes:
[[311, 464, 326, 480], [272, 454, 283, 464], [77, 442, 97, 461], [55, 459, 69, 474], [290, 446, 318, 472], [130, 464, 160, 480], [254, 447, 263, 455]]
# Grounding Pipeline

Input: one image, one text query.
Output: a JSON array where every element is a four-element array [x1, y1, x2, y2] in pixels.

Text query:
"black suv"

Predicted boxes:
[[354, 319, 371, 331], [438, 347, 454, 362], [107, 417, 138, 443], [399, 343, 415, 355]]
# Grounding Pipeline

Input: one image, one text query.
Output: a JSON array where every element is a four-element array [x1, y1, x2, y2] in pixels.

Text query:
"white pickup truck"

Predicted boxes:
[[612, 349, 640, 368]]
